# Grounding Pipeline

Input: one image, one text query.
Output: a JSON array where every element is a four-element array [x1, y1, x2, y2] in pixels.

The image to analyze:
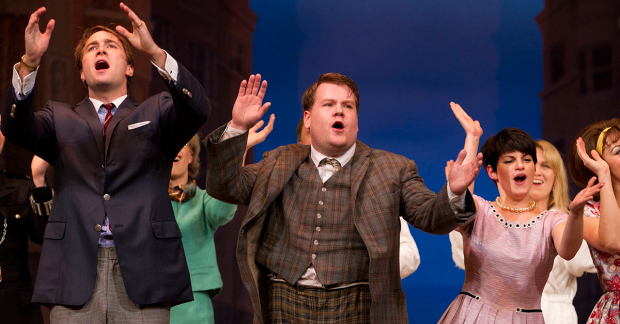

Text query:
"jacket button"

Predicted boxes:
[[182, 88, 192, 98], [95, 224, 102, 232], [10, 104, 16, 117], [103, 194, 110, 201], [15, 214, 20, 219]]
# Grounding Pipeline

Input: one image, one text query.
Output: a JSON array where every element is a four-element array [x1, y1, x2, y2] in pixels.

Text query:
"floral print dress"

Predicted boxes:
[[584, 201, 620, 324]]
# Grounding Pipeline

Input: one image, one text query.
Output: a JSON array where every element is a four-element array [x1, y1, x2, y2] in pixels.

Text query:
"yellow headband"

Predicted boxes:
[[596, 127, 612, 156]]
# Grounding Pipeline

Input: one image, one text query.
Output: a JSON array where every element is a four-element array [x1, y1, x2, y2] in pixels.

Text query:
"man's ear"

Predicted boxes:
[[303, 110, 311, 129], [125, 64, 134, 78], [486, 164, 497, 181]]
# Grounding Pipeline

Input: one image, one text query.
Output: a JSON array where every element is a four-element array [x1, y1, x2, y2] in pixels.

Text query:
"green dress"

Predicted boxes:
[[170, 187, 237, 324]]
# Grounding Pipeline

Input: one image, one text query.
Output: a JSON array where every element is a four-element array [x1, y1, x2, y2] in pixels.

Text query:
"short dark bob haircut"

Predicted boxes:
[[480, 127, 537, 174]]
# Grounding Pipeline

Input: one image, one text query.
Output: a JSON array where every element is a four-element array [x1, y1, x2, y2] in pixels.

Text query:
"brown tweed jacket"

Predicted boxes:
[[206, 124, 476, 324]]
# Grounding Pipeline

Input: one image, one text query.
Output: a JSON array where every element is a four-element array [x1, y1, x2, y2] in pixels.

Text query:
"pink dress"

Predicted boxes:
[[439, 195, 568, 324], [583, 201, 620, 324]]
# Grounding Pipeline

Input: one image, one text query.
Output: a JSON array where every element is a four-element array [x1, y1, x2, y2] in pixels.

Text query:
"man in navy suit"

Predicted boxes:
[[2, 3, 210, 322]]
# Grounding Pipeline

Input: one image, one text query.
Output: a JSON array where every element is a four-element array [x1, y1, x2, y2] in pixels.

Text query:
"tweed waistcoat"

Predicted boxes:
[[256, 157, 369, 286]]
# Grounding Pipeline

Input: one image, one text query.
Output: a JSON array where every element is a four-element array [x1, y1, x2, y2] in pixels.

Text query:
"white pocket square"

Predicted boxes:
[[128, 121, 151, 130]]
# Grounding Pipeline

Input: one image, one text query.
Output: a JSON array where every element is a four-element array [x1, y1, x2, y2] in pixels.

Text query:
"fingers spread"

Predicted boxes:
[[251, 74, 262, 96], [454, 149, 467, 165], [238, 80, 248, 97], [44, 19, 55, 36], [258, 80, 268, 99], [115, 25, 131, 38], [250, 120, 265, 131]]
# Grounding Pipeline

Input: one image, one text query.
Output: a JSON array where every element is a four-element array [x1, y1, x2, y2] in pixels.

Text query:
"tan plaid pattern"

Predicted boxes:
[[268, 281, 371, 324], [256, 158, 369, 286], [49, 247, 170, 324], [206, 124, 476, 324]]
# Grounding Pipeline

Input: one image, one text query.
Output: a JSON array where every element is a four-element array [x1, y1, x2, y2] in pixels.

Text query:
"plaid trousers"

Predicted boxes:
[[268, 281, 371, 324]]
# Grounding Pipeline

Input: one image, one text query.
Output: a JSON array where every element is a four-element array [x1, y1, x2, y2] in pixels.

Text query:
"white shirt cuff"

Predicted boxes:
[[447, 182, 466, 214], [12, 63, 38, 99], [219, 122, 247, 142], [151, 50, 178, 83]]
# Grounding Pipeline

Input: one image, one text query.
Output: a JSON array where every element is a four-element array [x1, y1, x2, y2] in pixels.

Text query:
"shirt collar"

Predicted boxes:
[[310, 143, 357, 168], [89, 95, 128, 112]]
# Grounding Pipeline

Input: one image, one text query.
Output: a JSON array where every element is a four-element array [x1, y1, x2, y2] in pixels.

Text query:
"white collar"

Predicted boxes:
[[310, 143, 357, 168], [89, 95, 128, 112]]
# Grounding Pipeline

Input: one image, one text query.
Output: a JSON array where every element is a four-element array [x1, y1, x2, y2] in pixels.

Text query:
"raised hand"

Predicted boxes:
[[450, 102, 482, 137], [570, 176, 604, 214], [116, 2, 166, 67], [247, 114, 275, 150], [448, 149, 483, 195], [23, 7, 55, 67], [576, 137, 610, 179], [444, 160, 454, 182], [31, 155, 49, 188], [230, 74, 271, 131]]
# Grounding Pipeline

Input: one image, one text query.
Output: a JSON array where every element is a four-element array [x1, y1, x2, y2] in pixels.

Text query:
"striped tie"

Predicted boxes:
[[102, 103, 113, 136]]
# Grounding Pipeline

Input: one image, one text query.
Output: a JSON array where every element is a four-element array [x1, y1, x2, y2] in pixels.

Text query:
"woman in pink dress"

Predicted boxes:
[[569, 119, 620, 324], [439, 104, 602, 324]]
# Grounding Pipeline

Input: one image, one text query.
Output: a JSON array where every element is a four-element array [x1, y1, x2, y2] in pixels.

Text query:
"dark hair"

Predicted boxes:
[[74, 25, 134, 87], [302, 73, 359, 112], [296, 118, 304, 143], [569, 118, 620, 188], [480, 127, 537, 173]]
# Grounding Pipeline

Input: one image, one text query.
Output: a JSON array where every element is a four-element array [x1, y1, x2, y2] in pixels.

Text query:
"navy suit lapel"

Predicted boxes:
[[104, 96, 138, 157], [74, 97, 104, 163]]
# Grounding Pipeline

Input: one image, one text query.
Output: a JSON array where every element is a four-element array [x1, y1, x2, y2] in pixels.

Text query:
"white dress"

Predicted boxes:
[[448, 205, 596, 324]]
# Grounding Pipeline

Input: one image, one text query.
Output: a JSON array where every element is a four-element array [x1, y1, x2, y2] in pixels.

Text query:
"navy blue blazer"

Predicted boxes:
[[1, 63, 210, 306]]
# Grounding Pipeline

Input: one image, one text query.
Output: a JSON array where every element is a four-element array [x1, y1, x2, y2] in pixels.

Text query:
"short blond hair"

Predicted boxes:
[[187, 134, 201, 180], [536, 140, 569, 212]]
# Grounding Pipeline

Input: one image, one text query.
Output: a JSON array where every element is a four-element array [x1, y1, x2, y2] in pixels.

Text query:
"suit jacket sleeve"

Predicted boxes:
[[205, 124, 264, 206], [2, 86, 58, 163], [399, 158, 475, 235], [157, 63, 211, 157]]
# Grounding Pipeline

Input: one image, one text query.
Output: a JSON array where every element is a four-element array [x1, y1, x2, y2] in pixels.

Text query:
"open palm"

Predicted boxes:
[[231, 74, 271, 131]]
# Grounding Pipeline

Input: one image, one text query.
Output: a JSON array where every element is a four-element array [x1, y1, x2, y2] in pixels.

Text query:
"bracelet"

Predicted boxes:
[[20, 55, 39, 72]]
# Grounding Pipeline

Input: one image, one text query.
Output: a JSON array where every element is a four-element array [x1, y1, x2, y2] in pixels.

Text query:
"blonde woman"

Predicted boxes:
[[449, 140, 595, 323]]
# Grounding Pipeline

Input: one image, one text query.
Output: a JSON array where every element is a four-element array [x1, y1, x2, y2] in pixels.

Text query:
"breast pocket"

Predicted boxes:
[[126, 123, 152, 138]]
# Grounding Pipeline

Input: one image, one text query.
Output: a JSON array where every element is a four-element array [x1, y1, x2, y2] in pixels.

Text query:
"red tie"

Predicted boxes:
[[102, 103, 113, 136]]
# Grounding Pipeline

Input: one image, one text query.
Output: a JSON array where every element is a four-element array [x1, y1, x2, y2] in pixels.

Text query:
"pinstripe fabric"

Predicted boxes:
[[206, 124, 476, 324], [268, 281, 371, 324]]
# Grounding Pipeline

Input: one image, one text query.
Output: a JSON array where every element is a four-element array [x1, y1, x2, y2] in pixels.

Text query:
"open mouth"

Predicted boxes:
[[533, 179, 543, 185], [173, 156, 180, 163], [514, 174, 526, 184], [332, 121, 344, 130], [95, 60, 109, 70]]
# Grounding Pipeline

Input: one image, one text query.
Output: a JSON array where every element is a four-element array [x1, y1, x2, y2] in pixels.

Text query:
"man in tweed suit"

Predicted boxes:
[[206, 73, 483, 324]]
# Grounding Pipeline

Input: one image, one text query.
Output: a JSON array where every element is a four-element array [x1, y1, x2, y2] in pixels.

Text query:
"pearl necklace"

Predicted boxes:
[[495, 197, 536, 213]]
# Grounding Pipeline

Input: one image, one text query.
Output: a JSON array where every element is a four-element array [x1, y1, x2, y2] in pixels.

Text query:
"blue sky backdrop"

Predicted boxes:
[[250, 0, 543, 321]]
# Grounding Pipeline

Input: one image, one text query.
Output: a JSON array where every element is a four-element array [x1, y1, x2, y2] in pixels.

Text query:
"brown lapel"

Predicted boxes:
[[104, 96, 138, 157], [350, 140, 371, 212], [242, 145, 311, 228], [74, 97, 104, 164]]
